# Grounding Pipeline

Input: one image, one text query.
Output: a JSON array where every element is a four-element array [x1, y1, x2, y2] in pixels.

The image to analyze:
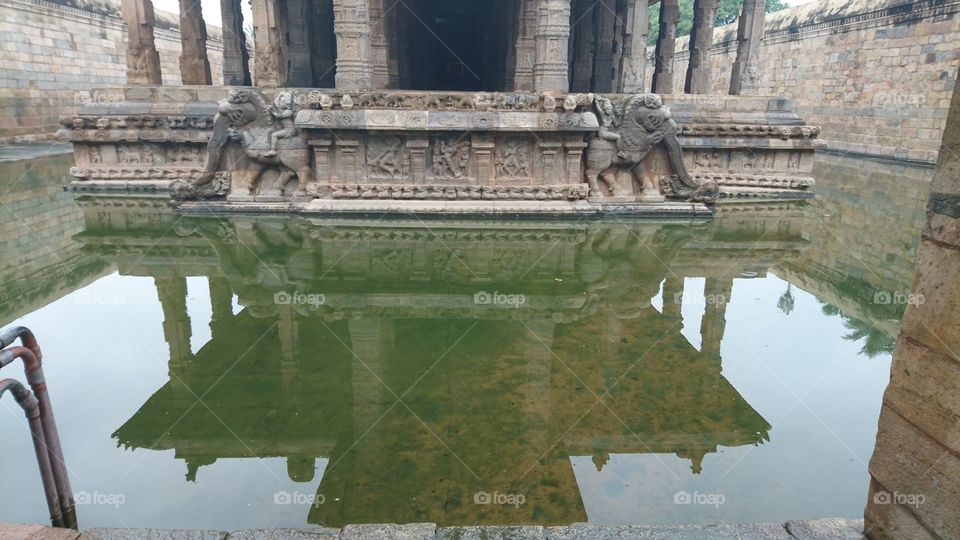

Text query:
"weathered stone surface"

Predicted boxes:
[[533, 0, 571, 91], [0, 523, 80, 540], [80, 529, 227, 540], [783, 518, 864, 539], [651, 0, 680, 94], [227, 529, 339, 539], [684, 0, 718, 94], [867, 406, 960, 539], [863, 480, 937, 540], [884, 337, 960, 454], [339, 523, 436, 540], [436, 526, 545, 540], [546, 523, 792, 539], [899, 239, 960, 364]]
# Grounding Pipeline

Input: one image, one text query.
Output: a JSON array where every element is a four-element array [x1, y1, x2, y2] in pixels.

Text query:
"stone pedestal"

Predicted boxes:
[[333, 0, 374, 91], [651, 0, 679, 94], [533, 0, 572, 92], [177, 0, 212, 85], [685, 0, 719, 94], [729, 0, 765, 95], [121, 0, 163, 85]]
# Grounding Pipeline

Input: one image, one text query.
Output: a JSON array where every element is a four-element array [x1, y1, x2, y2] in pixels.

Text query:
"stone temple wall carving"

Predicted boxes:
[[63, 88, 823, 214]]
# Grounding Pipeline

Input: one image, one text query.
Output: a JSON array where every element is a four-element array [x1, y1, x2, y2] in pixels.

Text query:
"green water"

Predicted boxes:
[[0, 152, 932, 530]]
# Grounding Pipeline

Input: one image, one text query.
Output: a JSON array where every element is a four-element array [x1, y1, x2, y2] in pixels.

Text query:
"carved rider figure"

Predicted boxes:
[[265, 92, 296, 157]]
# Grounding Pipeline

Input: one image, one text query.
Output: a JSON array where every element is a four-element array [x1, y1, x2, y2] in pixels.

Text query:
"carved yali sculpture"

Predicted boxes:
[[585, 94, 719, 203], [172, 89, 315, 200]]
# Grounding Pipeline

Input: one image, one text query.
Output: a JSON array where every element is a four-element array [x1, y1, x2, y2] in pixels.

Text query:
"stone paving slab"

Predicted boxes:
[[1, 519, 866, 540]]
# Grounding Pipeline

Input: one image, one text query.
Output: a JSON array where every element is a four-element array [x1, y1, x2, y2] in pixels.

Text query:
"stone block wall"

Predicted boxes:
[[0, 0, 225, 140], [646, 0, 960, 163], [863, 68, 960, 540]]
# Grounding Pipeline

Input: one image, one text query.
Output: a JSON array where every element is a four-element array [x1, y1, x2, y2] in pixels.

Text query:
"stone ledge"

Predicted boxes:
[[3, 520, 866, 540]]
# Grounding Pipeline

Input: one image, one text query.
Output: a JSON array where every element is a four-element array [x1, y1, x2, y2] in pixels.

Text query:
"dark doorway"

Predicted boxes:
[[390, 0, 516, 91]]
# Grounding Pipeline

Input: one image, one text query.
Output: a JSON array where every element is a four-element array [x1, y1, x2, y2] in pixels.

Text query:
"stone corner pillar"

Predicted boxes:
[[684, 0, 718, 94], [332, 0, 375, 92], [651, 0, 679, 95], [729, 0, 765, 95], [533, 0, 572, 92], [178, 0, 213, 85], [251, 0, 287, 87], [618, 0, 649, 93], [121, 0, 163, 85], [863, 70, 960, 540], [220, 0, 252, 85]]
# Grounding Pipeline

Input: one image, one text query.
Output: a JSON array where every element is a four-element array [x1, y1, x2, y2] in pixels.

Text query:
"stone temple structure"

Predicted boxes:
[[62, 0, 824, 216]]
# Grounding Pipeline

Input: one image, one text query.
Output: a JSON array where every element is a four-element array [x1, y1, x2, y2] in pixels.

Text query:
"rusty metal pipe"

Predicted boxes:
[[0, 326, 41, 360], [0, 378, 64, 527], [0, 345, 77, 529]]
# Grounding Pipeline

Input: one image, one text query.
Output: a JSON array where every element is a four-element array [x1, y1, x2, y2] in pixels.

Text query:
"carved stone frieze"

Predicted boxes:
[[59, 116, 216, 131], [327, 183, 589, 201], [676, 123, 822, 139]]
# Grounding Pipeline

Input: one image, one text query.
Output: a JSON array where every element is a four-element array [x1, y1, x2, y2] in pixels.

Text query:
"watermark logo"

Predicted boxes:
[[473, 490, 526, 508], [75, 491, 125, 508], [274, 491, 325, 508], [74, 291, 126, 307], [672, 292, 727, 306], [873, 290, 924, 306], [274, 291, 326, 308], [873, 490, 925, 508], [474, 291, 526, 308], [673, 490, 725, 508]]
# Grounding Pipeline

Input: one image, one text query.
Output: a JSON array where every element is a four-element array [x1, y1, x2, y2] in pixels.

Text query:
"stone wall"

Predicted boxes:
[[646, 0, 960, 163], [0, 0, 225, 140], [863, 67, 960, 540]]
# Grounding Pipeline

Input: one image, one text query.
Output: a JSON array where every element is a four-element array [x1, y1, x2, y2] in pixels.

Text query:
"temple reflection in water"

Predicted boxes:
[[74, 200, 805, 526], [0, 151, 926, 527]]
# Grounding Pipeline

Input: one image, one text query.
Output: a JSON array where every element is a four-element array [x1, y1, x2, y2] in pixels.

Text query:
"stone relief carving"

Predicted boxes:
[[585, 94, 719, 203], [171, 89, 315, 200], [495, 139, 531, 178], [366, 135, 410, 179], [430, 138, 471, 179]]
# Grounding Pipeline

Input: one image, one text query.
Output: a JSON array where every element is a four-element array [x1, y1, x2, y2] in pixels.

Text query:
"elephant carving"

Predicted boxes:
[[585, 94, 719, 204], [172, 89, 315, 201]]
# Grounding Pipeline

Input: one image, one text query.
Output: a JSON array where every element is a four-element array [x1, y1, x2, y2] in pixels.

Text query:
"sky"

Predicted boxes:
[[151, 0, 817, 30]]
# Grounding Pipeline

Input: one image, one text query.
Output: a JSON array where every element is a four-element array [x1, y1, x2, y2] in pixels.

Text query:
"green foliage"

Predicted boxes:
[[647, 0, 790, 46]]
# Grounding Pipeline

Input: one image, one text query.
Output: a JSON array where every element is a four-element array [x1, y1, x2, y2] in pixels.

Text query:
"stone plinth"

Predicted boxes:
[[61, 88, 822, 215]]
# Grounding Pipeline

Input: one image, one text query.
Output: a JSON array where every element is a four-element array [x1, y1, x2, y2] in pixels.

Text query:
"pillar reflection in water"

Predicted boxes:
[[96, 212, 815, 527]]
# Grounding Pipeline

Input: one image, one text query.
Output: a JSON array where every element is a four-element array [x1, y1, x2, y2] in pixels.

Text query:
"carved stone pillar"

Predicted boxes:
[[251, 0, 287, 87], [684, 0, 718, 94], [207, 277, 233, 341], [511, 0, 538, 91], [285, 0, 314, 87], [618, 0, 649, 93], [177, 0, 212, 84], [568, 0, 594, 93], [729, 0, 765, 95], [651, 0, 679, 94], [590, 0, 616, 93], [699, 277, 731, 361], [155, 277, 192, 372], [332, 0, 374, 91], [533, 0, 571, 92], [121, 0, 162, 85], [369, 0, 389, 89], [662, 274, 684, 320], [220, 0, 251, 85]]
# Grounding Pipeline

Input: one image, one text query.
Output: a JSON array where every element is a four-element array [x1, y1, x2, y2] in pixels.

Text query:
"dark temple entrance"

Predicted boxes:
[[389, 0, 517, 91]]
